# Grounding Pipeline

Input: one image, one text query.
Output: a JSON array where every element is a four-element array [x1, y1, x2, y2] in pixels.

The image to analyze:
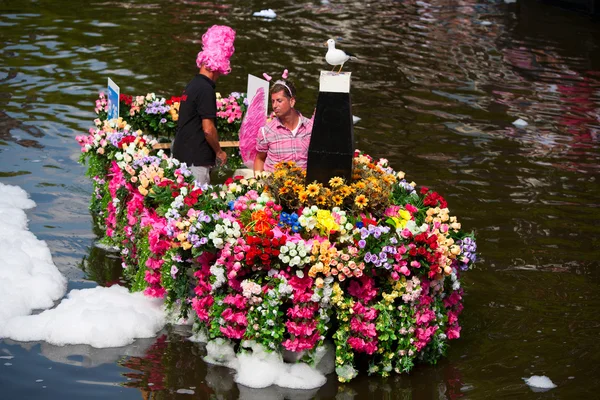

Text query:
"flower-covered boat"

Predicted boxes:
[[76, 91, 477, 383]]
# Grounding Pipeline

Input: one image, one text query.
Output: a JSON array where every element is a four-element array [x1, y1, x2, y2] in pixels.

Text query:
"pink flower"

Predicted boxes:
[[220, 325, 246, 339], [144, 286, 166, 298], [144, 270, 161, 284], [286, 320, 317, 336], [447, 325, 461, 339], [223, 294, 247, 309], [222, 308, 248, 326]]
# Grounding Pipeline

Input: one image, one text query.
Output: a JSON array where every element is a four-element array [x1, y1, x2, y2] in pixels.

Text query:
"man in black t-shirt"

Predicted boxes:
[[172, 25, 236, 185]]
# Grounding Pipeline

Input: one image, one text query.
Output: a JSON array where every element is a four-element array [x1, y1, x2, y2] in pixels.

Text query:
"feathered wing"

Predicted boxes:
[[239, 87, 266, 168]]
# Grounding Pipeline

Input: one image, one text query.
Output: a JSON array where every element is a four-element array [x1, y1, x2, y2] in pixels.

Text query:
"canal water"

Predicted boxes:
[[1, 0, 599, 398]]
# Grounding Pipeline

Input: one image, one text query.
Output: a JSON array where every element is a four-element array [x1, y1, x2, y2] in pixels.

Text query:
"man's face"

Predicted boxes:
[[271, 90, 295, 118]]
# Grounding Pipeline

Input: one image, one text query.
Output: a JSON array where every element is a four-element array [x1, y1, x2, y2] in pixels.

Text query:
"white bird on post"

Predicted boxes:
[[325, 38, 356, 73]]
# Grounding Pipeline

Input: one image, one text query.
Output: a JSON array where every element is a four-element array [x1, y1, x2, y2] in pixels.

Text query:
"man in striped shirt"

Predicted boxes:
[[254, 79, 314, 173]]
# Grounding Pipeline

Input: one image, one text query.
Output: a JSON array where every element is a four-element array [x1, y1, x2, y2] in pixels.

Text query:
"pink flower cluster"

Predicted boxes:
[[217, 94, 243, 124], [220, 294, 248, 339], [191, 253, 216, 323], [347, 276, 379, 355], [443, 287, 464, 340], [94, 92, 108, 114], [282, 273, 320, 352], [140, 211, 170, 298]]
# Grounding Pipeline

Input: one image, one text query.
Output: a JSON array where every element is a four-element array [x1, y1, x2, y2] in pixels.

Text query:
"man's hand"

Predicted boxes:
[[216, 150, 227, 166]]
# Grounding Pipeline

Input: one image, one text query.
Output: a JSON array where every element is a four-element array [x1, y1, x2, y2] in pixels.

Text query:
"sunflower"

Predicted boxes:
[[353, 181, 366, 190], [293, 183, 304, 193], [329, 177, 344, 188], [382, 174, 397, 184], [317, 195, 327, 205], [274, 169, 287, 179], [340, 185, 353, 197], [284, 179, 294, 187], [298, 191, 309, 203], [279, 187, 290, 195], [355, 194, 369, 209], [306, 183, 320, 197], [332, 195, 343, 206]]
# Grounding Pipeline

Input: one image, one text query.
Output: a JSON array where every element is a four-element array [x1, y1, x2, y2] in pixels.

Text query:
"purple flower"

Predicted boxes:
[[358, 239, 366, 249], [170, 265, 179, 278], [160, 118, 167, 124], [360, 228, 369, 239]]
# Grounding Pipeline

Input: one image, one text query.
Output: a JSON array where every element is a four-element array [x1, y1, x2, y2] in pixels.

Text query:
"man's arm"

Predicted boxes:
[[202, 118, 226, 166], [254, 151, 267, 174]]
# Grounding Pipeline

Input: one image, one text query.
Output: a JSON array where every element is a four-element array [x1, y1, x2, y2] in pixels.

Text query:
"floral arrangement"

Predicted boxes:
[[76, 118, 477, 383], [93, 90, 248, 172]]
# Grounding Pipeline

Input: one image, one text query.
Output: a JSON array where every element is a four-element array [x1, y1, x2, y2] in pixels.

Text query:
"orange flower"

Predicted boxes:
[[355, 194, 368, 209], [307, 183, 320, 197], [254, 219, 271, 234]]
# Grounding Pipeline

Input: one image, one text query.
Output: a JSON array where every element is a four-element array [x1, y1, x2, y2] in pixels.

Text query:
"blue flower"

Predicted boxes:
[[356, 221, 364, 228]]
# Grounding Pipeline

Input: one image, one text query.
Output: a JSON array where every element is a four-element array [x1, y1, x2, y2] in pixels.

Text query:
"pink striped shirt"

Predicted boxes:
[[256, 113, 313, 172]]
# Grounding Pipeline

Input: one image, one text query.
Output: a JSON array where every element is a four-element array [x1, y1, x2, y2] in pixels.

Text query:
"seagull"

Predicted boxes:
[[325, 38, 356, 73]]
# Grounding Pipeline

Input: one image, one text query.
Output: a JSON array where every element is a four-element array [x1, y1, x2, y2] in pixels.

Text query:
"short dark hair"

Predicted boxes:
[[270, 79, 296, 99]]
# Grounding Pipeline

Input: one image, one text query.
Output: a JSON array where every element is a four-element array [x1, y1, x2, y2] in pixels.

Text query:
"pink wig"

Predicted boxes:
[[196, 25, 236, 75]]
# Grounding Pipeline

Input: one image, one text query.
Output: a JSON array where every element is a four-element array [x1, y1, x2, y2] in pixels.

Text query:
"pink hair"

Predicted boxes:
[[196, 25, 236, 74]]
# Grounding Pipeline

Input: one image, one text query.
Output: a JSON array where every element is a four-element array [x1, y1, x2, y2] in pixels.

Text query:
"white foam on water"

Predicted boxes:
[[1, 285, 166, 348], [204, 339, 328, 390], [0, 183, 67, 327], [0, 183, 166, 348], [253, 9, 277, 18], [513, 118, 529, 127], [523, 375, 557, 390]]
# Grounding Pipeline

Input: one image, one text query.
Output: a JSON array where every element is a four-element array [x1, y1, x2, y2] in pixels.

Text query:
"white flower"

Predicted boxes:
[[289, 249, 298, 257], [280, 246, 289, 254], [296, 270, 304, 278]]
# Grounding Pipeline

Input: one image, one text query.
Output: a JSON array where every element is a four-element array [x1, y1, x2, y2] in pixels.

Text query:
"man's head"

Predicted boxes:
[[270, 80, 296, 119], [196, 25, 236, 78]]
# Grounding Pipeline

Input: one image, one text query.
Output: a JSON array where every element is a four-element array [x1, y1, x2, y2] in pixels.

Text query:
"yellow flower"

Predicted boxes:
[[317, 195, 327, 205], [298, 191, 309, 203], [332, 195, 343, 206], [279, 187, 290, 196], [353, 181, 366, 190], [181, 241, 192, 250], [306, 183, 320, 197], [138, 186, 149, 196], [355, 194, 368, 209], [329, 177, 344, 187], [284, 179, 294, 187]]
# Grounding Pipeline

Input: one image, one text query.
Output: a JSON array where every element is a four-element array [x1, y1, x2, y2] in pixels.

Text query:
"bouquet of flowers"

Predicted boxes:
[[92, 90, 247, 172]]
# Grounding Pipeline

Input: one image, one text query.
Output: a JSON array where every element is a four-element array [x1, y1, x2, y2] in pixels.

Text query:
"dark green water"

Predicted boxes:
[[1, 0, 599, 398]]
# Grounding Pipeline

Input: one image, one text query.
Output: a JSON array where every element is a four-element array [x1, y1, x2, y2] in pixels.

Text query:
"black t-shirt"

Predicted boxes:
[[172, 74, 217, 166]]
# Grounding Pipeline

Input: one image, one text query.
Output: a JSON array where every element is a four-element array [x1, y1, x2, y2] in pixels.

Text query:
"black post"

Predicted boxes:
[[306, 72, 354, 184]]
